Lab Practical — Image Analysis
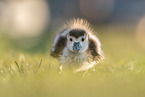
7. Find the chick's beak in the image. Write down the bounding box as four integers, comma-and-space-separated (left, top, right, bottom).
73, 42, 82, 53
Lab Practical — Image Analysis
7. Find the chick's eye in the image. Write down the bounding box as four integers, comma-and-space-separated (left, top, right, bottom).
82, 38, 85, 41
70, 38, 73, 41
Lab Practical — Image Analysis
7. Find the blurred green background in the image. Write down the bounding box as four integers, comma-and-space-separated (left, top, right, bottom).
0, 0, 145, 97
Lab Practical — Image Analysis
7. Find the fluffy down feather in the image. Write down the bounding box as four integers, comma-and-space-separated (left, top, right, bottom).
50, 18, 104, 72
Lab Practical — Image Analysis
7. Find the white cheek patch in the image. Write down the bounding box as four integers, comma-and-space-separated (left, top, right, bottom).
81, 42, 88, 51
67, 42, 73, 51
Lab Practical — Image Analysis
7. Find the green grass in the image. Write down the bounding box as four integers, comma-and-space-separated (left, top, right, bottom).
0, 31, 145, 97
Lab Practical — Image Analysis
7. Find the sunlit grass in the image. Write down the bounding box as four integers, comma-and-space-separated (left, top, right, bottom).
0, 31, 145, 97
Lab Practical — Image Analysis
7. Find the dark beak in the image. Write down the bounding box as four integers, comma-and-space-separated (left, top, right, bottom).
73, 42, 82, 53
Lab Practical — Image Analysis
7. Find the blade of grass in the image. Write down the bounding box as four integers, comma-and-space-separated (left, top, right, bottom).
20, 61, 24, 74
35, 59, 42, 72
15, 61, 21, 73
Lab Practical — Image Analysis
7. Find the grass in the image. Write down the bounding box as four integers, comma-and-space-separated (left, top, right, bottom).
0, 30, 145, 97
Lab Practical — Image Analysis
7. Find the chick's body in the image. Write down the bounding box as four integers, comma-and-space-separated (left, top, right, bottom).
50, 18, 104, 72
